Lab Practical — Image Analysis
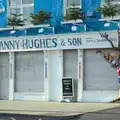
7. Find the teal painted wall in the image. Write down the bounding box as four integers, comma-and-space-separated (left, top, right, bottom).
82, 0, 101, 18
34, 0, 63, 27
0, 0, 7, 27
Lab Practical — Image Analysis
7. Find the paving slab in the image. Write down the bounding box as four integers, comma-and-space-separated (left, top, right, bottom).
0, 101, 119, 116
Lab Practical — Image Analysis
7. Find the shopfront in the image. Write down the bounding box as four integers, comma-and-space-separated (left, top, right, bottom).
0, 30, 118, 102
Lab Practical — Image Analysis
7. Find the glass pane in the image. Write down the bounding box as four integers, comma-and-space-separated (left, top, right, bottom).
10, 8, 20, 14
23, 0, 33, 4
23, 7, 34, 24
8, 8, 21, 21
11, 0, 21, 6
67, 0, 80, 7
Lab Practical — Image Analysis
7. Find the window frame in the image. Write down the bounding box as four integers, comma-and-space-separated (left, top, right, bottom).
100, 0, 120, 20
7, 0, 34, 26
63, 0, 82, 23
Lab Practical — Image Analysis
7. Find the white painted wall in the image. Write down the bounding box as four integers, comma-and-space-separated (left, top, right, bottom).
9, 52, 15, 100
44, 51, 49, 101
83, 91, 118, 102
14, 92, 45, 100
47, 50, 63, 101
77, 49, 83, 102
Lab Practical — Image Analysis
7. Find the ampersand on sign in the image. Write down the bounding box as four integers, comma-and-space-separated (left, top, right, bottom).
61, 39, 65, 46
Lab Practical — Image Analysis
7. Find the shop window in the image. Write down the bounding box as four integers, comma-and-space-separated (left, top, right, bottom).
7, 0, 34, 25
101, 0, 120, 20
23, 0, 33, 5
102, 0, 120, 5
63, 0, 81, 21
66, 0, 81, 8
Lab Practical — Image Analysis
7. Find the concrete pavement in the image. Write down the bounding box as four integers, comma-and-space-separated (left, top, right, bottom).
0, 100, 119, 116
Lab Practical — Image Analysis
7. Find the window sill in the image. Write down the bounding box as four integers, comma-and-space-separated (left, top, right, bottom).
61, 19, 83, 24
0, 24, 51, 31
99, 17, 120, 22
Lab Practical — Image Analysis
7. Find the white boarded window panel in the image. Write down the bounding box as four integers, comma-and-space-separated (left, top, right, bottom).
15, 51, 44, 93
0, 53, 9, 99
63, 50, 78, 79
84, 50, 117, 90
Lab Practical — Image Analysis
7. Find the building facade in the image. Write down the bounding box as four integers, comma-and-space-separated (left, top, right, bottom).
0, 0, 119, 102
